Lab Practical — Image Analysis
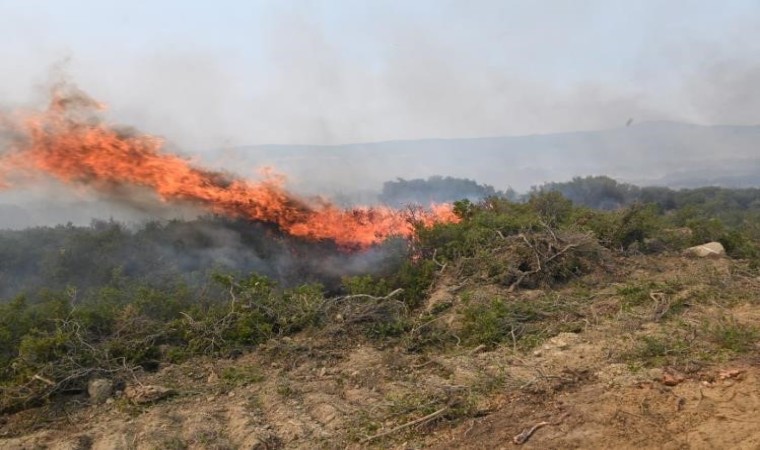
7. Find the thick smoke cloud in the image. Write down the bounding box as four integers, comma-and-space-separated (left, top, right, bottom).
0, 3, 757, 145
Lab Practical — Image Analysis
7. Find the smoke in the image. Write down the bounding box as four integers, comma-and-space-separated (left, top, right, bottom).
1, 2, 759, 215
0, 216, 409, 299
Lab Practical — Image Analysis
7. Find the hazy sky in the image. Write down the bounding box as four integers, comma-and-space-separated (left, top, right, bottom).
1, 0, 759, 149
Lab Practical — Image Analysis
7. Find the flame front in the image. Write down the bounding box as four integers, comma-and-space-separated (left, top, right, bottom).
0, 84, 458, 249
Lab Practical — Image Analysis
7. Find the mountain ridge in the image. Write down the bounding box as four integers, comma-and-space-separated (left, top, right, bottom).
221, 121, 760, 192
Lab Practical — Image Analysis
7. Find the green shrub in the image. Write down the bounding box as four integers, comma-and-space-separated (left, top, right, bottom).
706, 317, 758, 353
580, 203, 661, 250
632, 334, 692, 366
528, 191, 573, 226
221, 366, 265, 385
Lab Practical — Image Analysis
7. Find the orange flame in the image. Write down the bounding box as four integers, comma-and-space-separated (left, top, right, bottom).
0, 84, 458, 249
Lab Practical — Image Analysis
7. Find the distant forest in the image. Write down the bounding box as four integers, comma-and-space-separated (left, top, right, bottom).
534, 175, 760, 226
378, 176, 510, 207
380, 175, 760, 227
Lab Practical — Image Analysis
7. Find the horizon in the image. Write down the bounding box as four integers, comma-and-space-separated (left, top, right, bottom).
229, 119, 760, 148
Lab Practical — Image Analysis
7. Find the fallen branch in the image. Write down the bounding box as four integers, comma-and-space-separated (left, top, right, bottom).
513, 412, 570, 445
335, 288, 404, 302
512, 421, 549, 445
431, 249, 447, 272
32, 374, 55, 387
361, 407, 448, 444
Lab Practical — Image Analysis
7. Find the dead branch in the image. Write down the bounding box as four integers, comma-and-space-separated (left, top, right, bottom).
513, 421, 550, 445
32, 374, 55, 387
361, 407, 448, 444
334, 288, 404, 302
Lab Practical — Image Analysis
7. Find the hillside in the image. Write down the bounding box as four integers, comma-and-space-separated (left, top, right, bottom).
2, 190, 760, 448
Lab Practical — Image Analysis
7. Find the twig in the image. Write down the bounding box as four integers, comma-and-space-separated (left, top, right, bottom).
431, 249, 447, 272
513, 413, 569, 446
32, 374, 56, 387
361, 407, 448, 444
469, 344, 487, 355
512, 421, 550, 445
335, 288, 404, 302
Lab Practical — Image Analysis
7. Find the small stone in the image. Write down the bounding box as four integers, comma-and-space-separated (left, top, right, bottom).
228, 391, 236, 397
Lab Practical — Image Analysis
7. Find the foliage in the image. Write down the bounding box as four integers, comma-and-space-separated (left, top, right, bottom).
0, 217, 406, 300
379, 176, 500, 207
460, 292, 588, 349
2, 175, 760, 414
0, 274, 325, 412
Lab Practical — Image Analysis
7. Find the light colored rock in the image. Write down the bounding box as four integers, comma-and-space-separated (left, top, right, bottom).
87, 378, 113, 404
124, 384, 175, 404
685, 242, 725, 258
543, 332, 580, 351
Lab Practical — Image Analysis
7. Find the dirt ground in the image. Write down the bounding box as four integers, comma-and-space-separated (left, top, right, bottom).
2, 256, 760, 449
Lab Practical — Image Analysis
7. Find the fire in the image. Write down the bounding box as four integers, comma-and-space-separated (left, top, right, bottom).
0, 84, 458, 249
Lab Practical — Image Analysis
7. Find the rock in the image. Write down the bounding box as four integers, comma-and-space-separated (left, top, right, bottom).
685, 242, 725, 258
542, 332, 579, 351
87, 378, 114, 404
661, 371, 685, 386
124, 384, 175, 404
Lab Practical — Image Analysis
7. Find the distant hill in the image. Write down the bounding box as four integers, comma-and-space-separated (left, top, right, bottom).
228, 121, 760, 193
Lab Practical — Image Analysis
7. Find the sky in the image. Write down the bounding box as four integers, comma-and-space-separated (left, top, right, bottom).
0, 0, 759, 150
